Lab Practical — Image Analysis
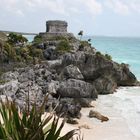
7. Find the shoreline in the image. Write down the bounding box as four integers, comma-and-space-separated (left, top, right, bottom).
62, 86, 140, 140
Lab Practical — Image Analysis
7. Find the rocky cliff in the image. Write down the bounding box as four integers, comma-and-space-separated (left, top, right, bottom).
0, 31, 138, 118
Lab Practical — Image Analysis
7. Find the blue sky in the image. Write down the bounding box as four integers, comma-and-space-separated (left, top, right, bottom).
0, 0, 140, 37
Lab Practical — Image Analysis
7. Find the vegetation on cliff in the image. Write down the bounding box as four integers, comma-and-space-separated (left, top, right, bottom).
0, 33, 45, 66
56, 40, 71, 53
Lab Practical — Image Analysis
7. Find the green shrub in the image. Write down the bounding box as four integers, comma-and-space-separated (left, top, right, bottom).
0, 79, 7, 85
32, 48, 43, 59
16, 55, 22, 62
4, 43, 17, 61
7, 33, 28, 45
96, 51, 102, 56
79, 41, 90, 50
20, 47, 29, 58
80, 41, 89, 46
56, 40, 71, 53
105, 54, 112, 60
25, 55, 33, 63
28, 45, 44, 61
0, 98, 82, 140
33, 35, 43, 45
96, 51, 112, 60
0, 69, 4, 78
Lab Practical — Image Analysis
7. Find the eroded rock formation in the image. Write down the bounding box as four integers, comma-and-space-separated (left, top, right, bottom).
0, 21, 138, 118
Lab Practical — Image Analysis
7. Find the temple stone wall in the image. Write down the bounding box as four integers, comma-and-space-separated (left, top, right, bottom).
46, 20, 67, 33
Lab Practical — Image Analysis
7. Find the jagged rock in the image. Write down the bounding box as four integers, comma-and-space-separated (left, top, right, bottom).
62, 52, 137, 86
47, 59, 62, 69
47, 80, 60, 95
18, 68, 35, 82
115, 64, 137, 86
19, 81, 32, 89
44, 46, 57, 60
0, 80, 19, 97
66, 118, 79, 124
16, 83, 44, 105
0, 95, 12, 102
57, 79, 98, 98
73, 98, 93, 107
0, 21, 138, 120
36, 77, 46, 86
62, 51, 86, 67
60, 64, 84, 80
1, 71, 19, 81
55, 98, 81, 118
94, 76, 117, 94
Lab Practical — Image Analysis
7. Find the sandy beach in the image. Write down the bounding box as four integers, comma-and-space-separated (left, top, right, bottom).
62, 87, 140, 140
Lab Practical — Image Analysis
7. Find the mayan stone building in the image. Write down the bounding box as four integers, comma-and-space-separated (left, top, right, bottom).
39, 20, 74, 42
46, 20, 67, 33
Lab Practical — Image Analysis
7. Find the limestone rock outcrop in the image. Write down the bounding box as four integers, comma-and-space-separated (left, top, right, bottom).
0, 20, 138, 118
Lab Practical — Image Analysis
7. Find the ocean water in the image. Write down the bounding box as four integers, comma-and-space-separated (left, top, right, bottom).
84, 36, 140, 80
23, 35, 35, 42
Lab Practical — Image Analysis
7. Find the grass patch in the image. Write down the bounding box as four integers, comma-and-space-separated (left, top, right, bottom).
0, 79, 7, 85
96, 51, 112, 61
56, 40, 71, 53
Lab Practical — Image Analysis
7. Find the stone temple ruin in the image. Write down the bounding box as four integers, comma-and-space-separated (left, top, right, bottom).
46, 20, 67, 33
39, 20, 74, 42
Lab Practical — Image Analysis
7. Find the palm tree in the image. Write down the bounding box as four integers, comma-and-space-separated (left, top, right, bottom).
78, 30, 83, 40
88, 38, 91, 42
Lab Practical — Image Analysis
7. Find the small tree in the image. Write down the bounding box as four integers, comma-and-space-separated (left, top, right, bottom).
105, 53, 112, 60
88, 38, 91, 42
7, 33, 28, 45
33, 35, 43, 45
78, 30, 83, 40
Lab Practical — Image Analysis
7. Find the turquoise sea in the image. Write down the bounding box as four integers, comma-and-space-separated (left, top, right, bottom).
85, 36, 140, 80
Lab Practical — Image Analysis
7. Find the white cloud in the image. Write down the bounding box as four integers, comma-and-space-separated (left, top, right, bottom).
25, 0, 66, 14
0, 0, 25, 16
105, 0, 140, 15
130, 1, 140, 13
16, 9, 24, 16
84, 0, 103, 15
2, 0, 102, 16
105, 0, 129, 15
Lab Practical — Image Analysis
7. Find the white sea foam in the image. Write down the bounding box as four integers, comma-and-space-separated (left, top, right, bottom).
78, 87, 140, 140
113, 87, 140, 138
96, 87, 140, 138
